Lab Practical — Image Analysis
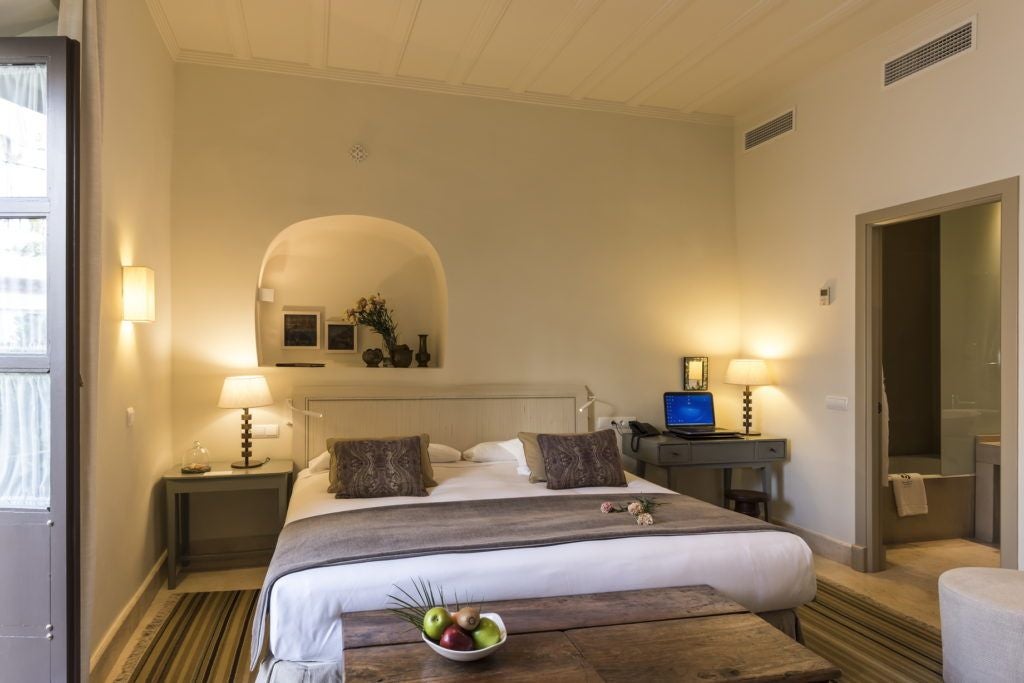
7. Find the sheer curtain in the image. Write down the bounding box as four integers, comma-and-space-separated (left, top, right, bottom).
0, 374, 49, 508
0, 63, 47, 197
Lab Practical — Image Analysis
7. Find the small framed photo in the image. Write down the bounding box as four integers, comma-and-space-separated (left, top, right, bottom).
682, 356, 709, 391
326, 321, 357, 354
282, 310, 321, 349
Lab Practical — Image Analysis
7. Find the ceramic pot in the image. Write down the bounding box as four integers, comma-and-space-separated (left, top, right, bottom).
391, 344, 414, 368
362, 348, 384, 367
416, 334, 431, 367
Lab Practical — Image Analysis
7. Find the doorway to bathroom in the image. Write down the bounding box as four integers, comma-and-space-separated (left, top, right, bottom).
855, 179, 1019, 576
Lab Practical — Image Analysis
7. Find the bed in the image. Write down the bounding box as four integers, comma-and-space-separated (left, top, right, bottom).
255, 385, 816, 680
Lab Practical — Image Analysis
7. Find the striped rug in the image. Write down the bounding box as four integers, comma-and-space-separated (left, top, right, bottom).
799, 576, 943, 682
118, 580, 943, 682
115, 590, 259, 683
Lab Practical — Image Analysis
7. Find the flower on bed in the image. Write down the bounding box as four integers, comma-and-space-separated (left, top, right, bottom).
600, 497, 664, 524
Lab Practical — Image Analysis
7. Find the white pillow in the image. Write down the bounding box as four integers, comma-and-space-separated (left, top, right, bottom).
464, 439, 531, 476
308, 450, 331, 472
428, 443, 461, 463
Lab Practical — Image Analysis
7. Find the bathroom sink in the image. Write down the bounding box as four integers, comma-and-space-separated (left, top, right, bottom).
977, 441, 1000, 465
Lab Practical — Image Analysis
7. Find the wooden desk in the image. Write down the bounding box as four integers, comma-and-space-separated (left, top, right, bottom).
163, 460, 293, 589
623, 434, 786, 520
342, 586, 839, 682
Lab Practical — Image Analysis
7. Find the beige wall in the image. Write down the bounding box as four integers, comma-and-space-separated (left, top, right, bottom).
88, 0, 175, 658
169, 65, 742, 533
734, 0, 1022, 551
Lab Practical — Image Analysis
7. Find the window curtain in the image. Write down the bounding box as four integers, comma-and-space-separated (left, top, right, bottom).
0, 63, 47, 196
0, 373, 49, 508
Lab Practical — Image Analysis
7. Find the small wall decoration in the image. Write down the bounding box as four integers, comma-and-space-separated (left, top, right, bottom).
326, 321, 357, 353
283, 310, 321, 349
682, 356, 709, 391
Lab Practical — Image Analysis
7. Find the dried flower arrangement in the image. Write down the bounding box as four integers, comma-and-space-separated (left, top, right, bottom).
600, 497, 664, 526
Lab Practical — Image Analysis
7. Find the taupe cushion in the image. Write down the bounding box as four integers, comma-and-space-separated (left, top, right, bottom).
518, 432, 550, 483
336, 436, 427, 498
327, 433, 436, 494
536, 430, 627, 490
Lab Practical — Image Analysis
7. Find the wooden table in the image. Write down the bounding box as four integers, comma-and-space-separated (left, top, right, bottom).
341, 586, 840, 682
163, 460, 293, 589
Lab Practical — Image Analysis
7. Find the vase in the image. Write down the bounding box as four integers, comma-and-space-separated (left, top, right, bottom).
416, 334, 431, 367
392, 344, 414, 368
362, 348, 384, 367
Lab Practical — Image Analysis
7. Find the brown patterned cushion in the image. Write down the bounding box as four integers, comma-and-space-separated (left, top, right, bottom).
335, 436, 427, 498
326, 434, 436, 494
536, 430, 627, 490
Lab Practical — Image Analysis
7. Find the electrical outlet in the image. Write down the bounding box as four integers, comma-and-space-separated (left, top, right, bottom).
598, 417, 634, 432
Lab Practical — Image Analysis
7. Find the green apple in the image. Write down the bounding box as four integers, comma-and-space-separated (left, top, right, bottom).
471, 617, 502, 649
422, 607, 452, 641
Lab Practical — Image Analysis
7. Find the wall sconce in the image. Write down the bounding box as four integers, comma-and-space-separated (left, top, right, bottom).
122, 266, 155, 323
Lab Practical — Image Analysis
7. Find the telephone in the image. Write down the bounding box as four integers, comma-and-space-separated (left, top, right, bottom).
629, 421, 659, 437
628, 421, 660, 453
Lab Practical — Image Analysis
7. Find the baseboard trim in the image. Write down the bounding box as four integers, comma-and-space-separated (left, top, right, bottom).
772, 518, 853, 566
89, 550, 167, 680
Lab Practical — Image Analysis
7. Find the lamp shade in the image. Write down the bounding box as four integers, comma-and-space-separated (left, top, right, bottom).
724, 359, 772, 386
122, 266, 156, 323
218, 375, 273, 409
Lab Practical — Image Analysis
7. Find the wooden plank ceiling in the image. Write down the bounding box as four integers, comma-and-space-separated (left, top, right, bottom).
146, 0, 942, 123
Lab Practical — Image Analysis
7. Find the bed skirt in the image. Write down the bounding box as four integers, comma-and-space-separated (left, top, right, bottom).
256, 608, 802, 682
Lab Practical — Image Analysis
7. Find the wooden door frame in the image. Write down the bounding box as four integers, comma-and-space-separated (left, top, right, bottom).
855, 178, 1019, 572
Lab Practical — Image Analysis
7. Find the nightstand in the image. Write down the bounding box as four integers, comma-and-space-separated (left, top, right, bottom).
163, 459, 294, 589
623, 434, 786, 520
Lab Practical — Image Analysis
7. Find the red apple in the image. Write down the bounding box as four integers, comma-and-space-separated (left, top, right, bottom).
438, 624, 474, 651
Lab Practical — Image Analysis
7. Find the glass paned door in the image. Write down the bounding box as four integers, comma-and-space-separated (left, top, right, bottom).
0, 37, 79, 683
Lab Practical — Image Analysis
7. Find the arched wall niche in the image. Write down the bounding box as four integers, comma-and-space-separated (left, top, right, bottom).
255, 215, 448, 368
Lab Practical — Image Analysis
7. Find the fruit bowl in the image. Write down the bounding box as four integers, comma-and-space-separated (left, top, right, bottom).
422, 613, 507, 662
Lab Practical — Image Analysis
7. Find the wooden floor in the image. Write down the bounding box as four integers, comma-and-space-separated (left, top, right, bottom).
814, 538, 999, 629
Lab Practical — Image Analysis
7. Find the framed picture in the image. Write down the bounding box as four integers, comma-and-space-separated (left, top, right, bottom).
326, 321, 357, 354
282, 310, 321, 349
682, 356, 709, 391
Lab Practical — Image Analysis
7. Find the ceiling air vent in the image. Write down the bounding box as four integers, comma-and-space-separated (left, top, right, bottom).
884, 20, 974, 87
744, 110, 795, 151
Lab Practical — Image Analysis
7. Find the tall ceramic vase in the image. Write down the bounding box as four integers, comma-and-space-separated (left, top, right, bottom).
416, 334, 431, 367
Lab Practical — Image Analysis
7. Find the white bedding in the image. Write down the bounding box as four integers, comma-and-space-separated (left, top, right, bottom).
270, 461, 816, 662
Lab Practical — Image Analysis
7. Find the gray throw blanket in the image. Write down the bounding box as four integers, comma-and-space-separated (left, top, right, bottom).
250, 493, 783, 668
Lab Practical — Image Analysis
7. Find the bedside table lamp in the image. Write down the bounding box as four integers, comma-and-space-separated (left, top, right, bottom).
725, 359, 772, 436
218, 375, 273, 469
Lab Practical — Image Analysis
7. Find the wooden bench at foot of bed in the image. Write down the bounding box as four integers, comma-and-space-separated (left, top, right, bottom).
341, 585, 840, 682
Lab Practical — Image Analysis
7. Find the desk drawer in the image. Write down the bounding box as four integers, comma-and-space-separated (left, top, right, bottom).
691, 442, 754, 464
755, 441, 786, 461
656, 444, 691, 465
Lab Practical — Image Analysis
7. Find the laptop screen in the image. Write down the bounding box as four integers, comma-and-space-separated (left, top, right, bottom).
664, 392, 715, 429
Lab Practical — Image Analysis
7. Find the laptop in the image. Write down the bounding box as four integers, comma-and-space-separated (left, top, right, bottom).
663, 392, 738, 439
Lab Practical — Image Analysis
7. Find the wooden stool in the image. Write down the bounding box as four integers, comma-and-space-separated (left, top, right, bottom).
725, 489, 769, 519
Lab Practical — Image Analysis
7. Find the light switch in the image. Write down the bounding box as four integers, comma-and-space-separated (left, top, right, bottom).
825, 395, 848, 411
252, 424, 280, 439
126, 406, 135, 427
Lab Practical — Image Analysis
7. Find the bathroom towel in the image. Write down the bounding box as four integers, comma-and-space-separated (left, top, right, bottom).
889, 473, 928, 517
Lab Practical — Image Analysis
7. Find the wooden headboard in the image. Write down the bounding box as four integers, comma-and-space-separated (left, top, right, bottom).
290, 384, 591, 466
